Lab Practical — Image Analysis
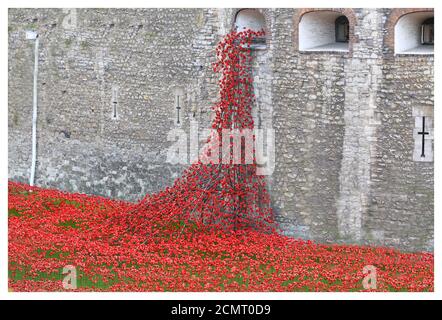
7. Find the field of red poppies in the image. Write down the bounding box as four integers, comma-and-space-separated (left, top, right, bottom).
7, 181, 434, 292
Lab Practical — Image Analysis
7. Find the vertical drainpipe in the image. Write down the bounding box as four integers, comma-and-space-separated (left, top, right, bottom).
26, 31, 39, 186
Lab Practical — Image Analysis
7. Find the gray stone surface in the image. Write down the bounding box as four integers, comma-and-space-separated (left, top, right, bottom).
8, 8, 433, 252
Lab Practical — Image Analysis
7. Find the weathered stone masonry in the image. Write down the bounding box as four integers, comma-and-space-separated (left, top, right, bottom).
8, 8, 433, 251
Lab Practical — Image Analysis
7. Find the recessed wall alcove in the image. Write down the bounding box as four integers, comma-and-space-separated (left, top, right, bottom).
234, 9, 267, 49
395, 12, 434, 55
299, 10, 350, 52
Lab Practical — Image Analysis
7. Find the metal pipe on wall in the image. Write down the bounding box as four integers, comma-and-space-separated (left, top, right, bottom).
26, 31, 39, 186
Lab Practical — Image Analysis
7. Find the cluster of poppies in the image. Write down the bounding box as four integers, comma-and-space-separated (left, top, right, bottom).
8, 30, 434, 292
8, 181, 433, 291
111, 29, 274, 240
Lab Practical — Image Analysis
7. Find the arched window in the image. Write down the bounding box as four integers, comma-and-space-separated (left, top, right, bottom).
394, 12, 434, 54
234, 9, 266, 49
335, 16, 349, 43
299, 11, 350, 52
421, 17, 434, 45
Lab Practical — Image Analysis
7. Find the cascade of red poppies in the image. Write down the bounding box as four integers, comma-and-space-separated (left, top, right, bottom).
113, 29, 275, 238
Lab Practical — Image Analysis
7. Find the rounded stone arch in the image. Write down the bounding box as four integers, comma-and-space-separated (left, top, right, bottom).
293, 8, 357, 54
384, 8, 434, 56
230, 8, 272, 47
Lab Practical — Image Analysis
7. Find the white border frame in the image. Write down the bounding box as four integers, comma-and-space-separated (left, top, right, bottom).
1, 0, 439, 300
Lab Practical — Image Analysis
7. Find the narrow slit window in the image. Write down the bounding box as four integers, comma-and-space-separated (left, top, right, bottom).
176, 95, 181, 124
111, 86, 118, 119
173, 87, 185, 126
113, 101, 117, 118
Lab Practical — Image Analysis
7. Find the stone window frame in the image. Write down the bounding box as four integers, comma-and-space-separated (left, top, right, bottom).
293, 8, 357, 55
384, 8, 434, 57
412, 106, 433, 162
230, 8, 272, 48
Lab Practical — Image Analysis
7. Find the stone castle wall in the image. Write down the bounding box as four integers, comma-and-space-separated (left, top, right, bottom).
8, 8, 433, 251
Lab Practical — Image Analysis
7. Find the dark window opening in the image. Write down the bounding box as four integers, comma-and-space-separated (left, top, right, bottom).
335, 16, 350, 43
421, 17, 434, 45
250, 36, 266, 49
